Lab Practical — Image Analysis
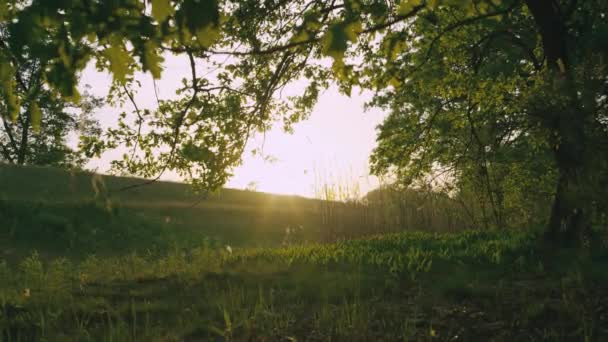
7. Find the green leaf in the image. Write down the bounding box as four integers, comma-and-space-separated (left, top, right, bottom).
0, 62, 19, 120
58, 42, 72, 67
151, 0, 174, 22
196, 24, 221, 48
0, 0, 10, 21
344, 21, 362, 42
303, 10, 322, 31
103, 40, 133, 84
322, 24, 347, 61
222, 308, 232, 329
30, 102, 42, 132
5, 88, 19, 121
388, 77, 402, 87
176, 0, 221, 47
182, 142, 211, 162
398, 0, 423, 15
427, 0, 441, 9
321, 21, 361, 62
44, 61, 80, 99
142, 41, 164, 79
290, 30, 309, 44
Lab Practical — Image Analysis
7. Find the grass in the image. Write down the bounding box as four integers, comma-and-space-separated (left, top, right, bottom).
1, 230, 607, 341
1, 164, 608, 340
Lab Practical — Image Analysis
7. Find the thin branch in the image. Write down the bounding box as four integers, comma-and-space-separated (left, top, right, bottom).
164, 4, 426, 57
474, 30, 542, 70
399, 1, 522, 82
464, 98, 503, 228
122, 84, 144, 161
0, 141, 14, 163
113, 49, 200, 193
1, 115, 19, 153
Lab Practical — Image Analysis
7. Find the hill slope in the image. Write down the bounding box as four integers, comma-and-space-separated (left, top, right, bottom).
0, 163, 319, 207
0, 164, 325, 258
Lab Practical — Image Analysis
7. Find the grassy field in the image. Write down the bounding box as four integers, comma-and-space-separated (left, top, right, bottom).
1, 165, 608, 341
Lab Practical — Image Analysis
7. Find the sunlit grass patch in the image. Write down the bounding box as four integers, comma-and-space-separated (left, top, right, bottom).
0, 229, 606, 340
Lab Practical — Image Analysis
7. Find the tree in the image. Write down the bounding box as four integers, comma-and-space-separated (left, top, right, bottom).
0, 26, 102, 168
1, 0, 606, 244
364, 1, 608, 244
365, 3, 564, 231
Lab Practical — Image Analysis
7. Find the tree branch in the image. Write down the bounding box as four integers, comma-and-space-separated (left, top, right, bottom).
113, 49, 200, 192
473, 29, 542, 71
122, 84, 144, 161
165, 4, 425, 57
399, 0, 522, 82
1, 115, 19, 154
0, 141, 14, 163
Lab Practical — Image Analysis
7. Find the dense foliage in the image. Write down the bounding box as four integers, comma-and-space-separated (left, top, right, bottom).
364, 2, 608, 234
1, 0, 607, 241
0, 24, 102, 168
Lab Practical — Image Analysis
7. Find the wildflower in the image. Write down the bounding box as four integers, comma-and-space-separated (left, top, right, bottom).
225, 245, 232, 254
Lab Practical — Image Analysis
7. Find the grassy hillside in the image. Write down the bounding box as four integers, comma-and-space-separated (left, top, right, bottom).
0, 164, 318, 207
0, 164, 325, 259
2, 164, 607, 340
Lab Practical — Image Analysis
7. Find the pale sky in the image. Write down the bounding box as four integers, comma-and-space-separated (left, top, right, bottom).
79, 54, 386, 198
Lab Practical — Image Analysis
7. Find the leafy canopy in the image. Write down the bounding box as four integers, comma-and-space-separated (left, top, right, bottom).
0, 21, 102, 168
1, 0, 606, 208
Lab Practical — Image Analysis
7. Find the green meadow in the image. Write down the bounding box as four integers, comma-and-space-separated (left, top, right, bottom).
1, 165, 607, 341
0, 164, 325, 260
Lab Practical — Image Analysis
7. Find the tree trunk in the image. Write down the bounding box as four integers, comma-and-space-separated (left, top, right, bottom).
16, 110, 30, 165
545, 112, 592, 246
524, 0, 592, 246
